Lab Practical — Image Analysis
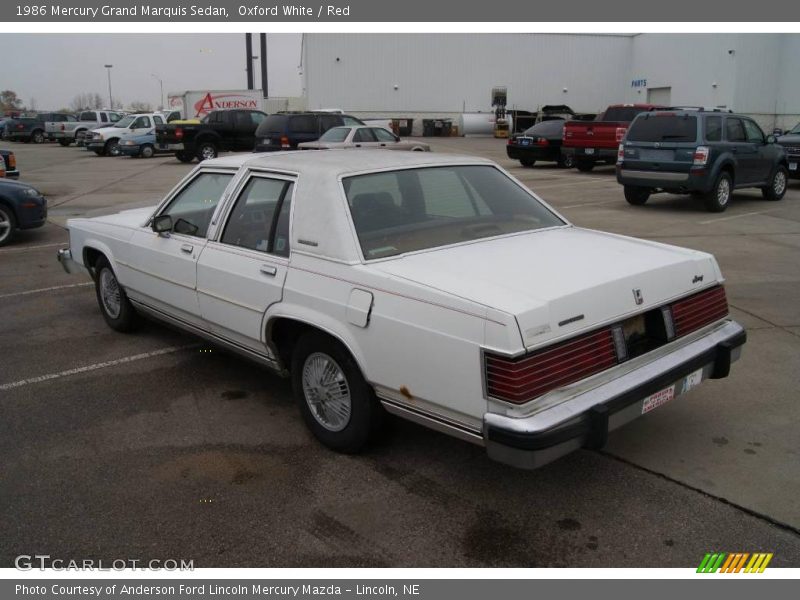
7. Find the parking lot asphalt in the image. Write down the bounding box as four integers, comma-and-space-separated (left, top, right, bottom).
1, 140, 799, 568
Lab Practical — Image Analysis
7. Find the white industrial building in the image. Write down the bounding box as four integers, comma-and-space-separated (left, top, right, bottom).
301, 33, 800, 134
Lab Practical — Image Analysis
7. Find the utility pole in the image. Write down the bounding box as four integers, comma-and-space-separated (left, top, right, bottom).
245, 34, 254, 89
151, 74, 164, 110
260, 33, 268, 98
104, 64, 113, 108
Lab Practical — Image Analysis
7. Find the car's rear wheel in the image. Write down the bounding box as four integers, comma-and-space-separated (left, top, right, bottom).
559, 154, 576, 169
762, 166, 788, 201
576, 160, 595, 172
624, 185, 651, 206
703, 171, 733, 212
520, 158, 536, 167
140, 144, 155, 159
291, 331, 383, 453
175, 151, 194, 163
58, 138, 71, 147
0, 204, 17, 247
196, 142, 218, 161
31, 130, 45, 144
93, 257, 137, 332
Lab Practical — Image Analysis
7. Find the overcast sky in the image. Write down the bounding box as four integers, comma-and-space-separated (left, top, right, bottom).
0, 33, 303, 110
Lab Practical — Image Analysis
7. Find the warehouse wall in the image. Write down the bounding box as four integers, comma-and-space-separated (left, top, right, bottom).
303, 33, 632, 115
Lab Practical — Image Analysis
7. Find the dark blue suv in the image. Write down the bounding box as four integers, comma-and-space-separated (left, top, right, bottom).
617, 108, 789, 212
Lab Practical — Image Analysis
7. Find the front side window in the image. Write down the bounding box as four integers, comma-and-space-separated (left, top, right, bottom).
743, 120, 765, 144
221, 178, 293, 254
726, 118, 747, 142
132, 116, 151, 129
160, 172, 233, 238
99, 113, 108, 123
114, 116, 136, 129
343, 166, 564, 259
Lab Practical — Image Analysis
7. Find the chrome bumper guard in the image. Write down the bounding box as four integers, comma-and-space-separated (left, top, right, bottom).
483, 320, 746, 469
57, 248, 82, 274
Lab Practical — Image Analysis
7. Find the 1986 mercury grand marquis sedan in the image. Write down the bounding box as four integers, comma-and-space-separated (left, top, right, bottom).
57, 151, 746, 468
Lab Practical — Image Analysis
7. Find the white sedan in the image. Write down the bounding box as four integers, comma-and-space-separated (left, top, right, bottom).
57, 151, 745, 468
298, 126, 430, 152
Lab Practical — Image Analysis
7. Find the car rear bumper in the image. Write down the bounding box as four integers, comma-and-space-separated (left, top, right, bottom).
158, 143, 185, 151
563, 146, 617, 161
616, 166, 710, 191
506, 145, 559, 161
483, 319, 746, 469
119, 145, 141, 156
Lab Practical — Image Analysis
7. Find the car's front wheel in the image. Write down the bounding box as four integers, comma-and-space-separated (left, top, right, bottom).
624, 185, 651, 205
105, 139, 121, 157
93, 257, 137, 332
31, 130, 45, 144
140, 144, 155, 158
703, 171, 733, 212
762, 165, 788, 201
291, 332, 383, 453
0, 204, 17, 247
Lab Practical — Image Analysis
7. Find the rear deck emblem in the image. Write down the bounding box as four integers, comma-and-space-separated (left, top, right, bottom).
633, 288, 644, 305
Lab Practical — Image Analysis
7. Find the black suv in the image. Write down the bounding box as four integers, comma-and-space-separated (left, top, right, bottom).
777, 122, 800, 180
253, 112, 365, 152
617, 108, 789, 212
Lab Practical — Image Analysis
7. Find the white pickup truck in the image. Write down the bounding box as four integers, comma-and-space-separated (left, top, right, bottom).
48, 110, 125, 147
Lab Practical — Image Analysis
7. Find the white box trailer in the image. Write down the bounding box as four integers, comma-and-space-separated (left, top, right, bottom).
168, 90, 306, 119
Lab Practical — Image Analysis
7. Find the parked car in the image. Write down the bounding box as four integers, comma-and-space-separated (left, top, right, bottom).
777, 122, 800, 180
1, 149, 19, 178
563, 104, 663, 171
0, 178, 47, 246
617, 108, 789, 212
506, 119, 571, 168
86, 113, 167, 157
253, 112, 365, 152
298, 126, 430, 151
44, 113, 78, 144
62, 110, 125, 147
56, 151, 745, 469
155, 109, 267, 162
118, 129, 170, 158
5, 114, 51, 144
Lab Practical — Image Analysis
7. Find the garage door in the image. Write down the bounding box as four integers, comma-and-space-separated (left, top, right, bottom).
647, 87, 672, 106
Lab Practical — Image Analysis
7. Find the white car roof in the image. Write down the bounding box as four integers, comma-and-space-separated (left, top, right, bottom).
202, 151, 497, 264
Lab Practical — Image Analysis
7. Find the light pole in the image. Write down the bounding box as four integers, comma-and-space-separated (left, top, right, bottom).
104, 64, 113, 109
151, 73, 164, 110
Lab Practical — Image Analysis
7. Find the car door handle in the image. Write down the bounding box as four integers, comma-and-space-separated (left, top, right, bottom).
180, 243, 193, 253
355, 144, 361, 147
380, 143, 386, 147
260, 265, 277, 277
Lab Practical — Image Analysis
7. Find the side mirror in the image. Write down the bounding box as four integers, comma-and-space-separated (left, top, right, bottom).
766, 134, 777, 144
152, 214, 172, 234
394, 135, 400, 142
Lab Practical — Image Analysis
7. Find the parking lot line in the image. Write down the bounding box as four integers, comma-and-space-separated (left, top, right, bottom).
699, 210, 773, 225
0, 242, 68, 253
0, 282, 93, 300
0, 344, 198, 391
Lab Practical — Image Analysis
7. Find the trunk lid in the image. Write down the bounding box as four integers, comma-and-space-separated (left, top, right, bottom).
370, 227, 719, 349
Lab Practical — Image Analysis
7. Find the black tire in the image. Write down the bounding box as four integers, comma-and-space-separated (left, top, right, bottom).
624, 185, 651, 206
31, 130, 45, 144
762, 165, 788, 201
520, 158, 536, 167
58, 138, 71, 147
703, 171, 733, 213
104, 139, 120, 157
0, 203, 17, 248
196, 141, 218, 161
291, 331, 383, 454
140, 144, 155, 159
93, 257, 138, 332
175, 151, 194, 163
576, 160, 595, 172
559, 154, 576, 169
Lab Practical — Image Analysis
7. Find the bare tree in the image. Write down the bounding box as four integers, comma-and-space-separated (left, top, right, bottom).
128, 100, 153, 113
0, 90, 23, 111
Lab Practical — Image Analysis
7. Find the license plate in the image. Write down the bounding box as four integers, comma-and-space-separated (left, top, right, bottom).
585, 148, 595, 155
681, 368, 703, 394
790, 162, 797, 171
520, 139, 531, 146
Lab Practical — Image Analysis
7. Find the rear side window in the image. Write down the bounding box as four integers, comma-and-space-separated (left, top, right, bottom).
319, 114, 341, 132
289, 115, 316, 134
80, 112, 96, 121
353, 129, 377, 143
221, 178, 291, 253
705, 117, 722, 142
726, 118, 747, 142
626, 115, 697, 143
257, 115, 287, 135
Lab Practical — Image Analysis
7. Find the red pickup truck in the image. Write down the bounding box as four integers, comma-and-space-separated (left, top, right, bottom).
562, 104, 663, 171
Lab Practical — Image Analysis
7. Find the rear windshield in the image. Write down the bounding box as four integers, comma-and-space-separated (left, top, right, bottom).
523, 120, 563, 137
627, 115, 698, 143
319, 127, 350, 142
342, 166, 564, 260
601, 107, 648, 122
256, 115, 287, 135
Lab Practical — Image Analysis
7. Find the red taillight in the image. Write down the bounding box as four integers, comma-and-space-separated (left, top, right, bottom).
8, 154, 16, 168
60, 124, 65, 131
615, 127, 627, 142
617, 143, 625, 163
280, 135, 290, 149
507, 137, 514, 145
17, 124, 23, 130
536, 138, 550, 147
693, 146, 710, 166
671, 285, 729, 337
485, 329, 617, 404
175, 127, 184, 140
